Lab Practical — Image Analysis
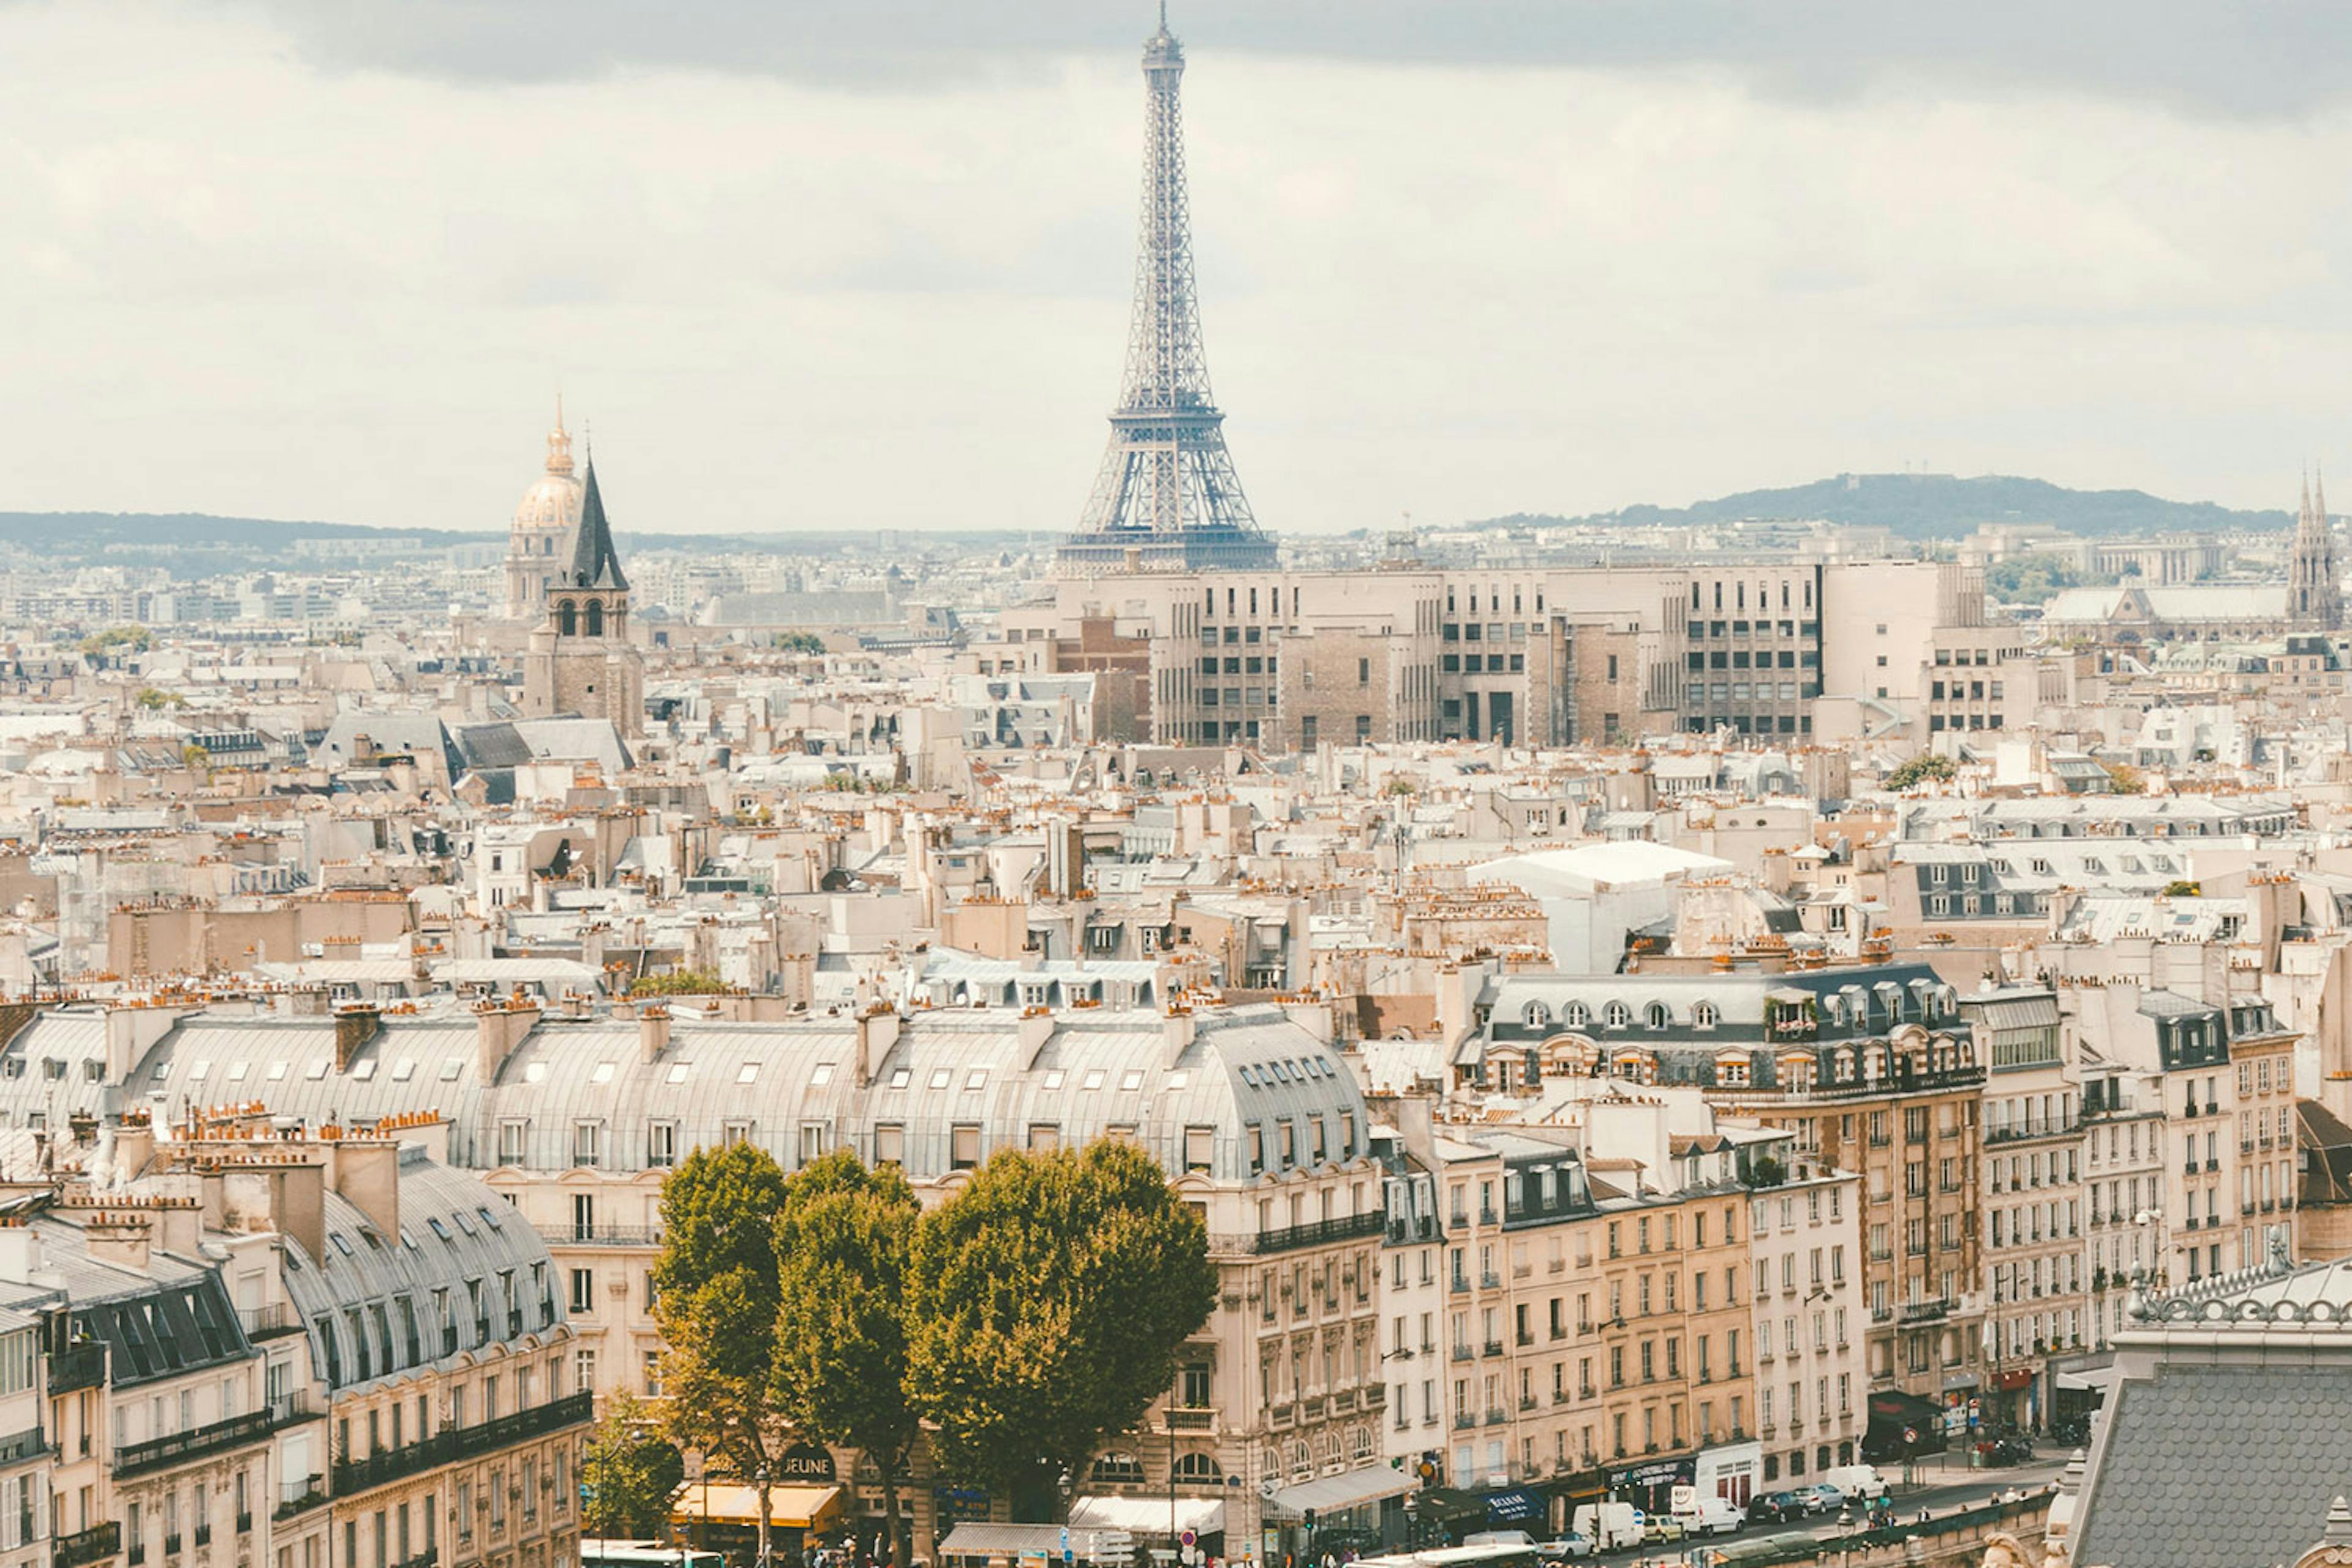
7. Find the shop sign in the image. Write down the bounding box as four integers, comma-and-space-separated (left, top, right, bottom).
1608, 1458, 1694, 1491
778, 1444, 838, 1483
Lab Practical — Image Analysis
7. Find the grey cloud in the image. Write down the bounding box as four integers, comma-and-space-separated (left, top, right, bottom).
232, 0, 2352, 117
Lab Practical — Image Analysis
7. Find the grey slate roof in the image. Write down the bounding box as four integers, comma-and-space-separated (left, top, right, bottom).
281, 1146, 567, 1394
2071, 1362, 2352, 1568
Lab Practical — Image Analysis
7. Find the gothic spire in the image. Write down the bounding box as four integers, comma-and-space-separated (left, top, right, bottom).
567, 457, 630, 593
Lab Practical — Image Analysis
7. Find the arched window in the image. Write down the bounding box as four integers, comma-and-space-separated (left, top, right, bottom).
1351, 1428, 1373, 1460
1645, 1002, 1672, 1030
1089, 1452, 1144, 1485
1172, 1453, 1223, 1484
557, 600, 577, 637
1563, 1001, 1590, 1027
1523, 1000, 1551, 1029
1692, 1001, 1719, 1030
585, 598, 605, 637
1604, 1002, 1631, 1029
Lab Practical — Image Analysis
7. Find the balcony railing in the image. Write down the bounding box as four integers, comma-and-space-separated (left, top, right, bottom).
49, 1343, 106, 1397
337, 1433, 458, 1496
539, 1223, 665, 1248
1163, 1407, 1216, 1432
238, 1303, 303, 1340
1899, 1297, 1953, 1323
451, 1392, 592, 1459
55, 1523, 119, 1568
275, 1477, 326, 1521
115, 1408, 275, 1479
390, 1551, 439, 1568
0, 1427, 47, 1468
1252, 1213, 1385, 1256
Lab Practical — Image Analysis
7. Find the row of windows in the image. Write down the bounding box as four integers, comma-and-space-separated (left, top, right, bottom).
1440, 652, 1526, 674
1687, 649, 1814, 671
1522, 999, 1722, 1031
1926, 891, 2045, 917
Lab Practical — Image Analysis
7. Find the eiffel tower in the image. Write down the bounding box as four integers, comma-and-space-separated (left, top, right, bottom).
1056, 7, 1278, 576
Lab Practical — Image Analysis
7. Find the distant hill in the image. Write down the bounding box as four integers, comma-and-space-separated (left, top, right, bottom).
1475, 473, 2294, 540
0, 512, 491, 549
0, 511, 1034, 572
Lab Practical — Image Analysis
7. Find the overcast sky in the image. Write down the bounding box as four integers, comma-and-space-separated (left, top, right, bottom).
8, 1, 2352, 536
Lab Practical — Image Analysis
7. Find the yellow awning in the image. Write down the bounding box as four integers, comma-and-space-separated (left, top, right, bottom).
671, 1483, 846, 1531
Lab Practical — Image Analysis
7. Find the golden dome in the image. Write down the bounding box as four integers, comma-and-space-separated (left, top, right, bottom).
513, 406, 583, 537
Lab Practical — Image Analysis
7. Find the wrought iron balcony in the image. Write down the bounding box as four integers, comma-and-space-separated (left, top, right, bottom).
115, 1408, 275, 1479
1252, 1213, 1385, 1255
49, 1343, 105, 1397
538, 1224, 664, 1248
55, 1523, 119, 1568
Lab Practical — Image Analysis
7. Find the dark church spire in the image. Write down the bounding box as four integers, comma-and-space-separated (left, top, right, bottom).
566, 457, 630, 593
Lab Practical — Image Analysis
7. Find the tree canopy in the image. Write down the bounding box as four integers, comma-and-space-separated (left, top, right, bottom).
1885, 753, 1957, 791
630, 967, 733, 997
772, 1150, 921, 1562
581, 1392, 685, 1539
905, 1140, 1219, 1514
655, 1142, 793, 1556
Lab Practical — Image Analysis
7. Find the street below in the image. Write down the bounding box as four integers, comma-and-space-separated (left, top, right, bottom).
1589, 1452, 2071, 1567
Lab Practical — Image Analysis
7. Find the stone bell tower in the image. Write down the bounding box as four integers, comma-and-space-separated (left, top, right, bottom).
521, 455, 642, 734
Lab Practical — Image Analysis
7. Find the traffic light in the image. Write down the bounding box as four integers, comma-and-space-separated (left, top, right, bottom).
1303, 1511, 1317, 1531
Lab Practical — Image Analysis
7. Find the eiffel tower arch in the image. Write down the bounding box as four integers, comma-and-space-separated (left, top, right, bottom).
1057, 12, 1279, 577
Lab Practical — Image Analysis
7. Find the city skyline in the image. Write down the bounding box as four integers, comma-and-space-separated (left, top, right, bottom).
13, 4, 2352, 533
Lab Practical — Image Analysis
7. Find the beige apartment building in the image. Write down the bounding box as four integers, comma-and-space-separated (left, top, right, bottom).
1022, 557, 1985, 749
1964, 989, 2090, 1434
1414, 1119, 1761, 1532
1746, 1164, 1867, 1487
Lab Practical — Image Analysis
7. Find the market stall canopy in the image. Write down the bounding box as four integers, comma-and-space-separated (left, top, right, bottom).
1265, 1468, 1416, 1517
1069, 1498, 1226, 1536
670, 1484, 845, 1532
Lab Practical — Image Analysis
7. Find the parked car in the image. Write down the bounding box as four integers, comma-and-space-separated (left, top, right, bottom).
1570, 1504, 1643, 1553
1673, 1496, 1747, 1537
1641, 1517, 1685, 1545
1820, 1464, 1888, 1502
1793, 1484, 1845, 1517
1747, 1491, 1807, 1526
1536, 1533, 1594, 1562
1462, 1533, 1537, 1549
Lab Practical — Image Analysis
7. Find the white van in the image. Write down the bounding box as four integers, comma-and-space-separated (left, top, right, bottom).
1569, 1503, 1643, 1552
1672, 1496, 1747, 1537
1820, 1464, 1888, 1501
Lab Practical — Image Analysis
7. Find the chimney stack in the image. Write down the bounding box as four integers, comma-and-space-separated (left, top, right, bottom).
334, 1004, 382, 1074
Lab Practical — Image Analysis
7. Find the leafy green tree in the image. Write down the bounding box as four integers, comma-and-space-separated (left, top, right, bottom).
907, 1140, 1219, 1518
630, 968, 731, 997
582, 1392, 686, 1539
778, 631, 826, 655
1885, 753, 1956, 791
134, 687, 185, 710
2103, 761, 2147, 796
772, 1152, 921, 1566
2161, 880, 2201, 898
656, 1143, 791, 1561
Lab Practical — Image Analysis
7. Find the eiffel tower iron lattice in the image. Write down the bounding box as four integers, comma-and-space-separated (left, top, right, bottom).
1057, 10, 1278, 576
